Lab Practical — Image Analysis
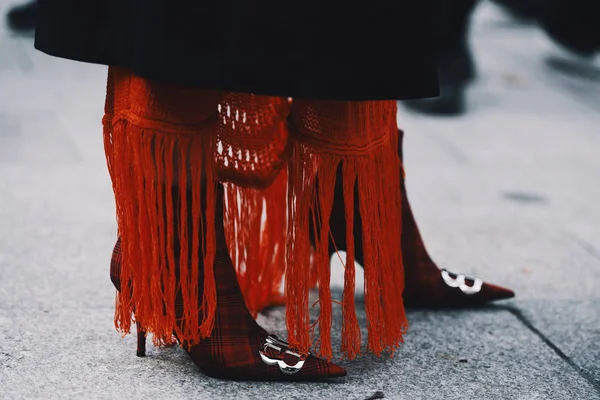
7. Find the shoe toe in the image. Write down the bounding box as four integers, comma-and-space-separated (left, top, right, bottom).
479, 282, 515, 303
297, 355, 347, 379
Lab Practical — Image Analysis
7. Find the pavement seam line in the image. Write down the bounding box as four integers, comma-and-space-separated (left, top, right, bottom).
504, 306, 600, 395
562, 230, 600, 266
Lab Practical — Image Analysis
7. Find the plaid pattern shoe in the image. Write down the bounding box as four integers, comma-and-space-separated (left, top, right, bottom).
109, 192, 346, 380
399, 181, 515, 308
327, 130, 515, 308
109, 238, 122, 292
180, 251, 345, 380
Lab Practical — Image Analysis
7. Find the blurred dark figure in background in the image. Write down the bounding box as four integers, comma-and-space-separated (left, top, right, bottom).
6, 1, 36, 32
405, 0, 600, 116
493, 0, 548, 21
405, 0, 479, 115
542, 0, 600, 57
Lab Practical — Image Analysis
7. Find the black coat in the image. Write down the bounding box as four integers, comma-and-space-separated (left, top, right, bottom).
35, 0, 440, 101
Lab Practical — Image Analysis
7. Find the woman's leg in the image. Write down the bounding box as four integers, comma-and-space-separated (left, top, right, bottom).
103, 67, 345, 380
287, 99, 406, 360
396, 130, 515, 307
326, 130, 514, 308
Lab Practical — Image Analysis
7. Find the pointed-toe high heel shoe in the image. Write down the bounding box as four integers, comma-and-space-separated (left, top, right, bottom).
324, 129, 515, 308
109, 186, 346, 381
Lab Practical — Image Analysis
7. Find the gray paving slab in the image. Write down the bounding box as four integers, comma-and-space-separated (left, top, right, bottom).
2, 301, 599, 400
515, 300, 600, 386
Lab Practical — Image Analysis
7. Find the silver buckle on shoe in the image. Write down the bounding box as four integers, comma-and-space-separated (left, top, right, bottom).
259, 335, 308, 374
441, 269, 483, 295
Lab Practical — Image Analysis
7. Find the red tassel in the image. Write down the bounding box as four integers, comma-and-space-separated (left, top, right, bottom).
287, 100, 406, 358
224, 170, 288, 316
104, 67, 219, 347
341, 162, 361, 359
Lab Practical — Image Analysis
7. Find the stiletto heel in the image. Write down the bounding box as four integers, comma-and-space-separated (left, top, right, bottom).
136, 321, 146, 357
110, 240, 148, 357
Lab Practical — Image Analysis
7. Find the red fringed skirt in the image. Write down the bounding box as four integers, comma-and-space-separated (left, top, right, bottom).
103, 67, 406, 359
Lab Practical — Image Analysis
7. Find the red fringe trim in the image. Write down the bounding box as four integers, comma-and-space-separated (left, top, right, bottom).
103, 67, 406, 358
286, 100, 407, 359
224, 171, 288, 316
104, 67, 219, 346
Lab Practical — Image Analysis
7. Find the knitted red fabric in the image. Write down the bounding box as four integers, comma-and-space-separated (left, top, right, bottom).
103, 67, 405, 358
